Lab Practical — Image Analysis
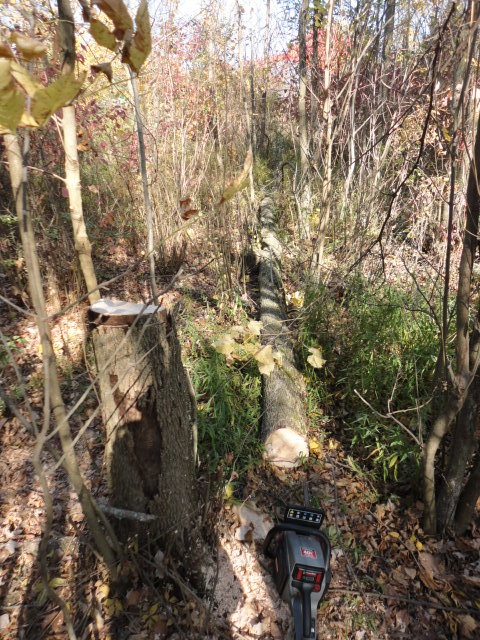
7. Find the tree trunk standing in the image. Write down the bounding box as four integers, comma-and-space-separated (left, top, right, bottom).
258, 198, 309, 467
454, 452, 480, 534
297, 0, 311, 241
311, 0, 335, 278
423, 111, 480, 534
310, 5, 319, 139
259, 0, 270, 154
5, 133, 118, 575
57, 0, 100, 303
382, 0, 396, 65
128, 68, 159, 304
89, 300, 196, 549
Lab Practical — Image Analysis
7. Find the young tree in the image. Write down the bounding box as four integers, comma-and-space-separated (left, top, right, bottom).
57, 0, 100, 303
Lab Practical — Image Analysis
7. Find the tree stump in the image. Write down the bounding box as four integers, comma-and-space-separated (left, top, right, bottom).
258, 197, 309, 467
89, 299, 195, 548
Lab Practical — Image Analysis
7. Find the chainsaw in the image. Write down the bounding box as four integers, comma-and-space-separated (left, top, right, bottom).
264, 504, 331, 640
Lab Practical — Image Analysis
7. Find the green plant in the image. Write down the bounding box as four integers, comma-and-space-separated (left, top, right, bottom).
181, 305, 263, 475
300, 277, 439, 484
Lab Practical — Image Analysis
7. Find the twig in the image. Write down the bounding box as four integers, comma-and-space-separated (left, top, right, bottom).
354, 388, 422, 447
98, 504, 158, 523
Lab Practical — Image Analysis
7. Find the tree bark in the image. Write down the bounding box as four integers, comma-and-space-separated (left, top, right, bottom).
90, 300, 196, 549
5, 133, 118, 575
423, 111, 480, 534
128, 68, 159, 304
454, 452, 480, 534
57, 0, 100, 303
311, 0, 335, 277
297, 0, 311, 240
259, 0, 270, 154
258, 197, 309, 467
382, 0, 396, 65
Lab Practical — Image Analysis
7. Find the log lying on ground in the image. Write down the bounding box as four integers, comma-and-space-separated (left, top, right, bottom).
258, 197, 309, 467
89, 298, 196, 548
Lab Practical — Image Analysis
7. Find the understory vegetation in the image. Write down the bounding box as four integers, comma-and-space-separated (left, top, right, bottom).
1, 0, 480, 638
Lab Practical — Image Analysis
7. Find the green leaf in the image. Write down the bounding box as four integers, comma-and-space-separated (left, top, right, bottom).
31, 72, 85, 126
49, 577, 66, 588
90, 18, 117, 52
122, 0, 152, 73
0, 59, 24, 132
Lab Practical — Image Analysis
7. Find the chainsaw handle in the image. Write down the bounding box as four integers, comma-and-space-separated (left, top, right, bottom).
263, 523, 331, 561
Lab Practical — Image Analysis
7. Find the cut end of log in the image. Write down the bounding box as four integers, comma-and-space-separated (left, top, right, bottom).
264, 427, 309, 468
90, 298, 165, 316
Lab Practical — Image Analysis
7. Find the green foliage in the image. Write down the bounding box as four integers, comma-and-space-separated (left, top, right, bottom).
181, 303, 263, 475
301, 278, 439, 484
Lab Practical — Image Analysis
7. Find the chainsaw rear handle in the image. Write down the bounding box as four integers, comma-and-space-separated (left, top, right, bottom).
263, 523, 331, 560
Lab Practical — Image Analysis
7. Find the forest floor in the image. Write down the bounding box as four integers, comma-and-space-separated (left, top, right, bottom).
1, 253, 480, 640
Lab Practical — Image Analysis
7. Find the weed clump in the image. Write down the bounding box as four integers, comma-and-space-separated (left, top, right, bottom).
300, 278, 439, 485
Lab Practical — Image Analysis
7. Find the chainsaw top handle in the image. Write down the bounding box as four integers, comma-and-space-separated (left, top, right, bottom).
263, 523, 331, 559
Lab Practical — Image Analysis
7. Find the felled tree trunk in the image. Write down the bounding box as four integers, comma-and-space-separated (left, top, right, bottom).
258, 197, 309, 468
90, 299, 195, 549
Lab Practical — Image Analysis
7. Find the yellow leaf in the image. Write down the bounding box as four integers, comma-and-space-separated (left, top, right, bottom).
415, 540, 423, 551
389, 531, 400, 539
230, 325, 245, 339
10, 61, 42, 97
122, 0, 151, 73
90, 18, 117, 52
309, 439, 322, 451
97, 583, 109, 600
94, 0, 133, 40
213, 334, 236, 357
246, 319, 263, 336
254, 344, 276, 376
10, 32, 47, 60
0, 59, 24, 131
219, 147, 253, 204
307, 346, 326, 369
288, 290, 304, 308
31, 72, 85, 126
224, 482, 234, 499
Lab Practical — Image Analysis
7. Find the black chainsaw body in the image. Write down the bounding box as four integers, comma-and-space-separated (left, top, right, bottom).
264, 505, 331, 640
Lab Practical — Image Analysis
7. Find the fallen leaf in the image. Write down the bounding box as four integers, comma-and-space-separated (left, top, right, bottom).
254, 344, 276, 376
457, 614, 477, 639
307, 346, 326, 369
213, 334, 236, 357
0, 614, 10, 631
